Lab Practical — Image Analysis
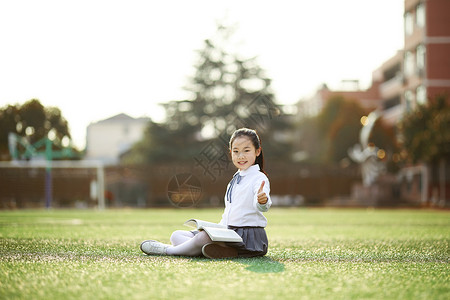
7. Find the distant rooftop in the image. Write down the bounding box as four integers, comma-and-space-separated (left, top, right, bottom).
93, 113, 150, 124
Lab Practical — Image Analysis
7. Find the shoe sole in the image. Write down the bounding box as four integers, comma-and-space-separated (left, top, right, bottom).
202, 243, 238, 259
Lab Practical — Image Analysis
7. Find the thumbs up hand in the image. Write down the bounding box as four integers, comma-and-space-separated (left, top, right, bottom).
257, 181, 268, 204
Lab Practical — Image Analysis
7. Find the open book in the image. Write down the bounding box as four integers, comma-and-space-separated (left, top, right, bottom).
184, 219, 243, 243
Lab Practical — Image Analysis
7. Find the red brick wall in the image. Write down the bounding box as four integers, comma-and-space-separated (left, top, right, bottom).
427, 44, 450, 79
427, 0, 450, 36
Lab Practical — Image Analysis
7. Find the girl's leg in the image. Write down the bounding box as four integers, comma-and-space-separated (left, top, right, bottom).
170, 230, 195, 246
166, 231, 212, 256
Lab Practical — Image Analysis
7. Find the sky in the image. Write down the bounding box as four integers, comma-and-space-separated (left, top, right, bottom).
0, 0, 404, 149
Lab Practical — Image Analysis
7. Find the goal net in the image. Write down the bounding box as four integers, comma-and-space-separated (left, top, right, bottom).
0, 160, 105, 209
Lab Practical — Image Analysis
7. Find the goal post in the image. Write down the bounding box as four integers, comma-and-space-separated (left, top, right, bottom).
0, 160, 105, 210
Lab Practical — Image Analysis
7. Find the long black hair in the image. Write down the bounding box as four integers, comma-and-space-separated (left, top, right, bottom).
229, 128, 267, 175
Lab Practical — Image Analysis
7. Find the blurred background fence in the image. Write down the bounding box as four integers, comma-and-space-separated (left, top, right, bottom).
0, 162, 370, 209
0, 164, 98, 209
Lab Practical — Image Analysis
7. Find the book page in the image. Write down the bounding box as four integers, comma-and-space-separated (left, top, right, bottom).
184, 219, 226, 230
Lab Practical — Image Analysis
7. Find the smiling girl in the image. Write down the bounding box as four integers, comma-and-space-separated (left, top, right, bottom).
140, 128, 271, 258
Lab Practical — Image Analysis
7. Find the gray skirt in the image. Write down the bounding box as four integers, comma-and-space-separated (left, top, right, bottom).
226, 226, 268, 257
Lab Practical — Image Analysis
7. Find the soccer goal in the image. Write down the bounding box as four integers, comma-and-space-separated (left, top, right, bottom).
0, 160, 105, 209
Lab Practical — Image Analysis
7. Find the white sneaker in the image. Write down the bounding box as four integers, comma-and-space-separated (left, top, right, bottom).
140, 240, 170, 255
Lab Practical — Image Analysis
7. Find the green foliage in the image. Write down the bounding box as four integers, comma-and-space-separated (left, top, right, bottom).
317, 95, 366, 163
369, 120, 397, 151
124, 120, 204, 164
1, 209, 449, 299
294, 116, 324, 163
300, 95, 400, 170
124, 23, 292, 164
0, 104, 20, 159
0, 99, 73, 161
399, 95, 450, 163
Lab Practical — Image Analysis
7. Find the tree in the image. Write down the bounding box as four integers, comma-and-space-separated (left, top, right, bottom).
312, 94, 400, 171
0, 104, 20, 160
125, 23, 292, 164
399, 95, 450, 164
317, 95, 367, 164
0, 99, 74, 160
293, 116, 324, 163
399, 95, 450, 205
124, 120, 203, 164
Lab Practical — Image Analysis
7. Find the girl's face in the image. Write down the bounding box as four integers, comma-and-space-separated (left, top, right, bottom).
230, 136, 261, 171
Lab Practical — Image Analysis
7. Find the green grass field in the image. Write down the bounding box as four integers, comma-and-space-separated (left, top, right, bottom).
0, 208, 449, 300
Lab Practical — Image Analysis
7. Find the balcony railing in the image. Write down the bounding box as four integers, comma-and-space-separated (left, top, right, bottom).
380, 74, 404, 99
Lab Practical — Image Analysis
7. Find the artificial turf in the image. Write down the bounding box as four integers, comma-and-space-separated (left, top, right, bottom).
0, 208, 448, 299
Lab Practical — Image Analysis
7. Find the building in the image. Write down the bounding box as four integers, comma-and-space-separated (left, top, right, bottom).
85, 113, 150, 165
301, 0, 450, 123
372, 51, 403, 125
377, 0, 450, 205
375, 0, 450, 126
296, 0, 450, 206
297, 80, 382, 119
403, 0, 450, 106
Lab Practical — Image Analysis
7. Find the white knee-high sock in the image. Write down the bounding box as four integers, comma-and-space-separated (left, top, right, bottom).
166, 231, 212, 256
170, 230, 195, 246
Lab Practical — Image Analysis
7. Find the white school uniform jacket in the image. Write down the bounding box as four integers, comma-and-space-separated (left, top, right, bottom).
219, 164, 272, 227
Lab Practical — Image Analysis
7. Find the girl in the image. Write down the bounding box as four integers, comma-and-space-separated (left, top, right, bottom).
140, 128, 271, 258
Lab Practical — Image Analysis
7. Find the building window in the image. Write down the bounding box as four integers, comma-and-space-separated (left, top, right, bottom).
416, 85, 427, 105
416, 3, 425, 28
383, 96, 401, 110
416, 44, 426, 75
405, 12, 413, 36
404, 51, 415, 77
405, 90, 414, 112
